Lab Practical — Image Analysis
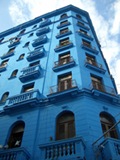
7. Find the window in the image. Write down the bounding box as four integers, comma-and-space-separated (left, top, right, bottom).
29, 61, 40, 67
28, 33, 34, 37
60, 13, 68, 19
59, 52, 70, 65
60, 27, 69, 35
18, 29, 26, 35
59, 38, 70, 47
22, 83, 34, 92
100, 113, 118, 139
0, 59, 9, 67
0, 37, 4, 43
8, 121, 25, 148
82, 39, 91, 48
7, 47, 15, 54
60, 20, 69, 26
76, 14, 82, 19
10, 69, 18, 78
58, 73, 72, 92
79, 29, 87, 35
86, 54, 97, 66
0, 92, 9, 103
23, 41, 30, 48
32, 25, 37, 29
77, 21, 84, 26
17, 54, 25, 61
56, 112, 75, 140
91, 75, 104, 92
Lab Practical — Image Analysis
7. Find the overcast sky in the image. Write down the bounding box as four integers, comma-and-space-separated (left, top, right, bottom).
0, 0, 120, 93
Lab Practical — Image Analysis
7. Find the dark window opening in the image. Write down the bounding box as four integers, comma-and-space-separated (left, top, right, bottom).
86, 54, 97, 66
100, 113, 118, 139
56, 112, 75, 140
58, 73, 72, 92
18, 54, 25, 60
8, 122, 25, 148
59, 38, 70, 46
76, 14, 82, 19
59, 52, 70, 65
0, 59, 9, 67
91, 75, 104, 92
82, 39, 91, 48
22, 83, 34, 92
29, 61, 40, 67
60, 28, 69, 35
19, 29, 26, 35
10, 69, 18, 78
60, 13, 68, 19
0, 92, 9, 103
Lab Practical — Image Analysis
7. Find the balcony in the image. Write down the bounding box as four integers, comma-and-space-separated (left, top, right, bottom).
0, 147, 30, 160
4, 89, 41, 110
32, 35, 47, 47
0, 64, 7, 72
53, 56, 75, 72
56, 30, 72, 39
85, 60, 106, 74
90, 81, 118, 102
78, 31, 93, 40
77, 22, 89, 30
57, 21, 71, 29
36, 27, 50, 36
97, 138, 120, 160
26, 47, 45, 61
81, 43, 98, 54
8, 38, 20, 48
39, 136, 86, 160
1, 51, 14, 60
47, 80, 79, 101
54, 41, 73, 52
39, 19, 51, 27
19, 65, 41, 82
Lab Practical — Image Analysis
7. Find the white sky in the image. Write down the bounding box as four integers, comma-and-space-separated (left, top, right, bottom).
0, 0, 120, 93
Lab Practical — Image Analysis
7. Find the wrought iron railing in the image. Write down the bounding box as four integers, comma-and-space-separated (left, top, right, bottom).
21, 65, 40, 76
56, 41, 72, 49
90, 80, 116, 95
54, 56, 74, 68
49, 79, 77, 94
39, 136, 85, 160
85, 59, 103, 69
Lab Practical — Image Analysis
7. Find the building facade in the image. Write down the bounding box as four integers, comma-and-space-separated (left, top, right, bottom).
0, 5, 120, 160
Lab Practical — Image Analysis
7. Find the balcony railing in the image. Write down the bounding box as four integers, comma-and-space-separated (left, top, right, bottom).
39, 19, 51, 28
85, 59, 106, 74
53, 56, 75, 72
0, 147, 30, 160
39, 136, 86, 160
81, 42, 98, 54
26, 47, 45, 61
1, 51, 14, 59
97, 138, 120, 160
90, 80, 116, 95
36, 27, 50, 36
54, 41, 73, 52
5, 89, 40, 109
19, 65, 41, 82
78, 30, 93, 40
77, 22, 89, 30
56, 30, 72, 38
32, 35, 47, 47
8, 38, 20, 48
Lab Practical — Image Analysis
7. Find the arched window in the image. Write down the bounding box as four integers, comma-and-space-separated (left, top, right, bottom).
60, 13, 68, 19
18, 54, 25, 60
56, 111, 75, 140
100, 112, 118, 139
8, 121, 25, 148
10, 69, 18, 78
0, 92, 9, 103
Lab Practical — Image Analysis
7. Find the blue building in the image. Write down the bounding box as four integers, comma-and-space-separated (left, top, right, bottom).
0, 4, 120, 160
